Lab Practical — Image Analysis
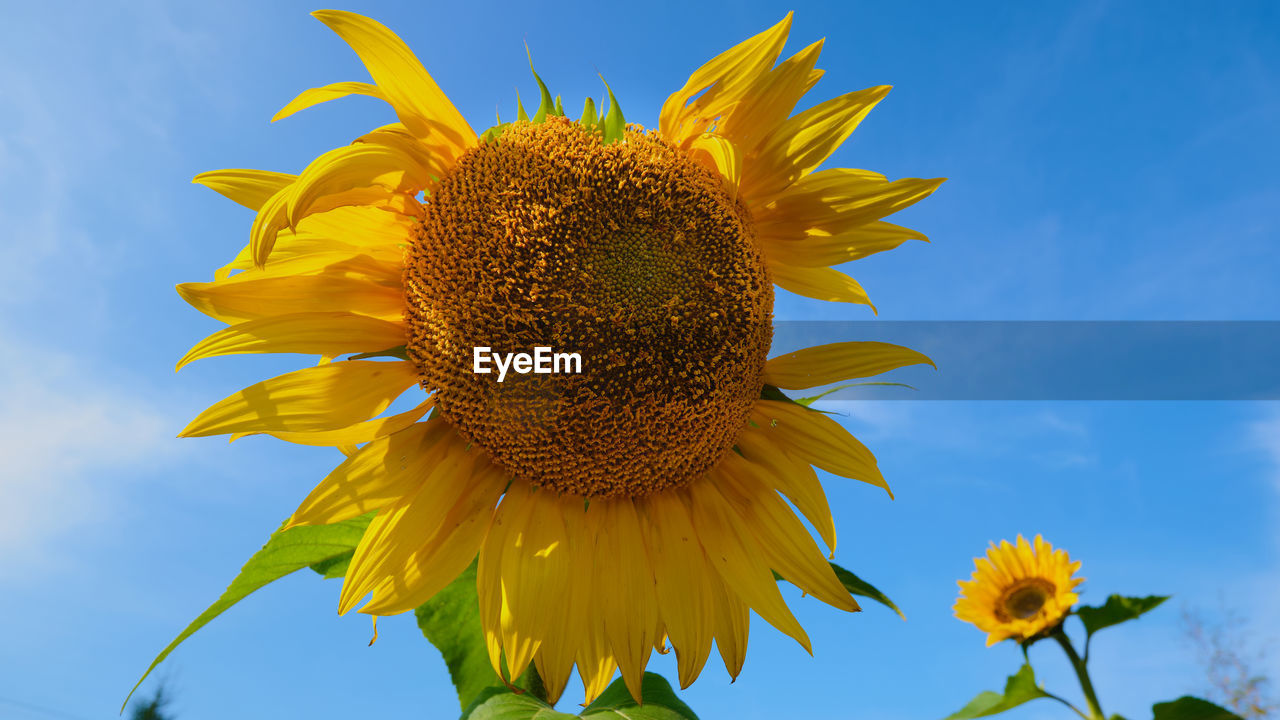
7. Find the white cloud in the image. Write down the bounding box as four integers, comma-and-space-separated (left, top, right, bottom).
0, 332, 176, 579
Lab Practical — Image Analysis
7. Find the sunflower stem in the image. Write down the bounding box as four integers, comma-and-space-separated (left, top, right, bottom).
1053, 631, 1105, 720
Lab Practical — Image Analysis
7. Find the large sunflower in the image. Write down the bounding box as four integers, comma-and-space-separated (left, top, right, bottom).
179, 11, 942, 704
954, 535, 1085, 647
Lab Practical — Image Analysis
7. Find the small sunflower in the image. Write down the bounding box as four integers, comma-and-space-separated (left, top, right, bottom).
954, 535, 1084, 646
179, 11, 942, 704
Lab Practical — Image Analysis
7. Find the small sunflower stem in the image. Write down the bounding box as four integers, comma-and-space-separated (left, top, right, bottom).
1053, 631, 1105, 720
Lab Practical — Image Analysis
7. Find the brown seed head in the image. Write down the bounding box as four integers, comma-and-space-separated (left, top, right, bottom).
403, 117, 772, 498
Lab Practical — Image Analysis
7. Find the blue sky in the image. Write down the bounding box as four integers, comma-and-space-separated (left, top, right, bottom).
1, 1, 1278, 719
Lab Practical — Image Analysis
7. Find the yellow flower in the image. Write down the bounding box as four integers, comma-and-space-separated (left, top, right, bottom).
954, 535, 1085, 646
179, 11, 942, 704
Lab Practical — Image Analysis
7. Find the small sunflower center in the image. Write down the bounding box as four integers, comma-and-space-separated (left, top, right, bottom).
999, 579, 1056, 621
403, 117, 772, 499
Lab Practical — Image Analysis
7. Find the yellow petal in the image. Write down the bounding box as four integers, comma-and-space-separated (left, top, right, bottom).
285, 141, 431, 235
193, 169, 296, 211
755, 171, 945, 236
741, 85, 891, 200
687, 134, 742, 201
735, 426, 836, 554
339, 433, 477, 613
708, 569, 750, 680
177, 312, 406, 370
685, 477, 811, 653
640, 493, 714, 689
242, 398, 432, 448
595, 499, 659, 703
768, 260, 875, 309
763, 341, 934, 390
176, 272, 404, 324
248, 185, 292, 268
533, 496, 590, 705
717, 452, 857, 612
497, 486, 572, 682
272, 81, 387, 122
359, 459, 507, 616
715, 39, 824, 154
179, 360, 419, 437
216, 232, 400, 281
478, 495, 509, 682
572, 507, 618, 704
751, 400, 891, 497
216, 203, 415, 280
758, 220, 927, 268
659, 14, 793, 147
311, 10, 476, 156
286, 418, 450, 527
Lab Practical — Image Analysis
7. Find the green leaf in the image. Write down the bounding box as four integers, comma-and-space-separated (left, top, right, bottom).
944, 664, 1050, 719
598, 77, 625, 145
463, 673, 698, 720
1076, 594, 1169, 637
1152, 697, 1244, 720
829, 563, 905, 619
464, 692, 575, 720
525, 45, 555, 123
308, 551, 353, 579
416, 560, 505, 709
123, 514, 373, 711
581, 673, 699, 719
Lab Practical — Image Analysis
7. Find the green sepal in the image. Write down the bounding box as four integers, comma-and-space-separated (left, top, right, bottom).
525, 45, 556, 123
580, 97, 598, 129
1151, 697, 1244, 720
554, 95, 564, 116
599, 76, 625, 145
760, 383, 837, 415
797, 381, 918, 405
349, 344, 409, 361
462, 672, 698, 720
480, 123, 512, 144
830, 562, 905, 619
943, 664, 1050, 719
516, 93, 529, 122
772, 563, 903, 618
1076, 594, 1169, 638
123, 514, 374, 711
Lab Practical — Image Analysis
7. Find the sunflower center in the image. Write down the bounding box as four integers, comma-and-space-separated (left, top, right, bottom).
403, 117, 772, 498
999, 579, 1056, 621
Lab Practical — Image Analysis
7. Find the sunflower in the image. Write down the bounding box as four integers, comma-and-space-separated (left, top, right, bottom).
954, 535, 1085, 647
179, 11, 942, 704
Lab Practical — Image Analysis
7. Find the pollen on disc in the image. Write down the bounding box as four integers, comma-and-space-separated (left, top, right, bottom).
403, 117, 772, 498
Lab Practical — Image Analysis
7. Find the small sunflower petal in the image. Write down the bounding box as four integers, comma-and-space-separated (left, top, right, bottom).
310, 10, 476, 155
751, 400, 891, 497
193, 169, 296, 211
177, 312, 406, 370
768, 260, 876, 309
273, 81, 387, 122
179, 360, 419, 437
763, 341, 935, 390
